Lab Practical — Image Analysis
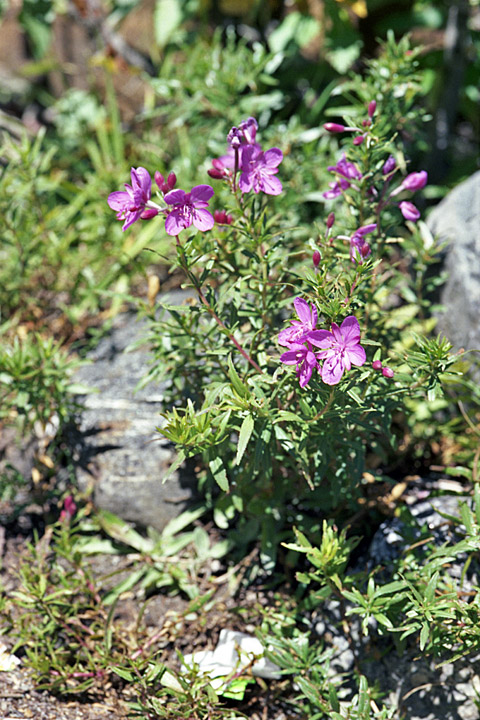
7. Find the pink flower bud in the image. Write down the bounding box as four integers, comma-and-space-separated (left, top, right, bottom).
372, 360, 383, 370
60, 495, 77, 521
167, 172, 176, 190
213, 209, 233, 225
368, 100, 377, 118
399, 201, 421, 221
323, 122, 346, 133
208, 167, 225, 180
326, 212, 335, 229
154, 171, 165, 190
401, 170, 428, 192
382, 155, 396, 175
227, 126, 242, 147
360, 242, 371, 258
140, 208, 159, 219
382, 366, 394, 378
362, 119, 372, 127
312, 249, 321, 268
353, 135, 364, 145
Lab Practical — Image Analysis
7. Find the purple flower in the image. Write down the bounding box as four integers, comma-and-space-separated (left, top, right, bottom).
323, 154, 362, 200
164, 185, 215, 236
349, 223, 376, 264
108, 167, 157, 231
328, 154, 362, 181
280, 342, 319, 389
278, 297, 318, 347
228, 117, 259, 147
399, 200, 421, 221
308, 316, 366, 385
323, 177, 351, 200
239, 146, 283, 195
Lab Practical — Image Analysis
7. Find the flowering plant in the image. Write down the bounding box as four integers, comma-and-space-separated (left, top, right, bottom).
108, 49, 461, 559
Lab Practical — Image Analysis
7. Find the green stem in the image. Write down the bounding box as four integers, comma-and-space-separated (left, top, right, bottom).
176, 237, 263, 375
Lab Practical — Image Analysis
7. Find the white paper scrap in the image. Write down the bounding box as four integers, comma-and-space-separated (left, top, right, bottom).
182, 628, 281, 684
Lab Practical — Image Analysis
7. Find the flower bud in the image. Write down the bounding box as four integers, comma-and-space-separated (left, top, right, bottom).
239, 117, 258, 144
207, 167, 225, 179
60, 495, 77, 521
360, 242, 371, 258
353, 135, 364, 145
167, 172, 176, 190
372, 360, 383, 370
362, 118, 372, 127
401, 170, 428, 192
382, 366, 394, 379
323, 122, 346, 133
227, 126, 242, 147
213, 209, 233, 225
382, 155, 396, 175
155, 171, 165, 191
140, 208, 159, 219
399, 201, 421, 221
312, 249, 321, 268
326, 212, 335, 229
368, 100, 377, 118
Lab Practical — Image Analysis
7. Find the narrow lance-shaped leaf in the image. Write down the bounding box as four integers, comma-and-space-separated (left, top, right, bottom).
235, 414, 254, 465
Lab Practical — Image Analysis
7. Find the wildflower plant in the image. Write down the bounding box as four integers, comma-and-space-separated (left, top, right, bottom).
108, 39, 462, 567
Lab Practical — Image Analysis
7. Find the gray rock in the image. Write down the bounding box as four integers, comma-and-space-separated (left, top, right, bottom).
71, 306, 197, 531
428, 171, 480, 359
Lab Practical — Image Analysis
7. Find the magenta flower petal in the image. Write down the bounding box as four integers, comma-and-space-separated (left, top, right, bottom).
192, 208, 214, 231
164, 189, 187, 205
165, 210, 189, 235
238, 173, 253, 193
321, 356, 345, 385
299, 350, 317, 387
330, 323, 343, 344
280, 346, 305, 364
190, 185, 215, 202
263, 148, 283, 167
131, 167, 151, 197
308, 329, 333, 349
108, 191, 130, 211
339, 316, 361, 344
260, 174, 282, 195
347, 344, 366, 366
294, 297, 317, 327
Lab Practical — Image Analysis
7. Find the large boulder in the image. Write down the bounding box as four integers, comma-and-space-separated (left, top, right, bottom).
428, 171, 480, 357
71, 304, 197, 531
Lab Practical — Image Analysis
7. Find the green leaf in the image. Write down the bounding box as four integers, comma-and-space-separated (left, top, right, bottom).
235, 414, 254, 466
227, 355, 249, 398
420, 622, 430, 651
111, 666, 135, 682
154, 0, 183, 48
209, 456, 229, 492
